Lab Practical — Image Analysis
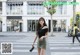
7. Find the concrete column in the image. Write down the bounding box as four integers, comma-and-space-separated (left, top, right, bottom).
66, 19, 70, 32
2, 1, 6, 16
45, 18, 48, 27
2, 2, 7, 32
23, 2, 27, 16
2, 16, 7, 32
22, 17, 27, 32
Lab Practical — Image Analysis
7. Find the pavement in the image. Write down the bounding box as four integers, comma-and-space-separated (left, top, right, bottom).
48, 32, 80, 55
0, 32, 80, 55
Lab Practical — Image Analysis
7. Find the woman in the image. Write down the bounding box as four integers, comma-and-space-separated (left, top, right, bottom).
32, 17, 48, 55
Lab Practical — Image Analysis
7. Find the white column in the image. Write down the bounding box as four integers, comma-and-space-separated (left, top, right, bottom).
66, 19, 70, 32
22, 17, 27, 32
45, 18, 48, 27
2, 1, 6, 16
2, 17, 7, 32
23, 2, 27, 16
2, 1, 7, 32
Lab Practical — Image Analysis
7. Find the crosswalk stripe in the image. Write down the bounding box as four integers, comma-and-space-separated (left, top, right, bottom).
49, 44, 79, 46
13, 49, 37, 52
13, 43, 37, 44
51, 52, 80, 55
0, 42, 37, 45
50, 47, 80, 49
13, 45, 37, 48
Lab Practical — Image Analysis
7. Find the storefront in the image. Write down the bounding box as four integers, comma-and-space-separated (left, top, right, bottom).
7, 16, 23, 32
48, 20, 66, 32
26, 18, 67, 32
27, 20, 38, 32
0, 0, 72, 32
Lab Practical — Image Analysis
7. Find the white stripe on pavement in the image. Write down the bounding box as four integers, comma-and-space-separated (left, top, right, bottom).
13, 49, 37, 52
49, 42, 72, 43
13, 43, 37, 44
51, 52, 80, 55
50, 47, 80, 49
13, 45, 37, 48
49, 44, 79, 46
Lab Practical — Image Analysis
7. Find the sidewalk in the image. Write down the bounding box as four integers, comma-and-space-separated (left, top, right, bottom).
0, 32, 66, 35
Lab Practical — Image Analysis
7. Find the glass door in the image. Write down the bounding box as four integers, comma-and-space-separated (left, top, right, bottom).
27, 20, 38, 32
27, 20, 32, 31
0, 21, 2, 32
48, 20, 66, 32
32, 20, 35, 31
7, 19, 22, 32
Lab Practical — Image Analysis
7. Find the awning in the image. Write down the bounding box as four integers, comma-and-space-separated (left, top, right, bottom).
7, 16, 22, 20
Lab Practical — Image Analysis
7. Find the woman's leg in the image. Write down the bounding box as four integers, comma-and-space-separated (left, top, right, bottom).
73, 36, 75, 44
75, 35, 80, 43
41, 48, 46, 55
38, 48, 41, 55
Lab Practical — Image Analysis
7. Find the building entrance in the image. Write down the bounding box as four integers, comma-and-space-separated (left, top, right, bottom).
48, 20, 66, 32
7, 16, 22, 32
27, 20, 38, 32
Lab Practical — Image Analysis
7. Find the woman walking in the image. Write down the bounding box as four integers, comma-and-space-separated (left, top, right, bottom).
32, 17, 48, 55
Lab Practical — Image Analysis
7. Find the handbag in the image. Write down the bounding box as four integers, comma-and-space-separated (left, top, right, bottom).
29, 46, 34, 52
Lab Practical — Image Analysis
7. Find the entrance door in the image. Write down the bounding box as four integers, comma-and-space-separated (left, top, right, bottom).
0, 21, 2, 32
48, 20, 57, 32
7, 16, 22, 32
27, 20, 38, 32
7, 20, 20, 32
48, 20, 66, 32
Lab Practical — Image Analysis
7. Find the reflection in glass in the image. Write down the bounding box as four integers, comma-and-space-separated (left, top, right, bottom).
7, 2, 23, 15
27, 1, 44, 15
27, 20, 38, 32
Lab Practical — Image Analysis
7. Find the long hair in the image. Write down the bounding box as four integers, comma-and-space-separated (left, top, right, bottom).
36, 17, 47, 31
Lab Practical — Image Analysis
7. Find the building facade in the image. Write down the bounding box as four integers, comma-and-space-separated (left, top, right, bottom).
0, 0, 73, 32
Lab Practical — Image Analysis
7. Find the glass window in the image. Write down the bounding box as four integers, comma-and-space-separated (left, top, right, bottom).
63, 4, 67, 14
27, 20, 38, 32
27, 1, 44, 15
58, 5, 63, 14
6, 2, 23, 15
56, 1, 67, 15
